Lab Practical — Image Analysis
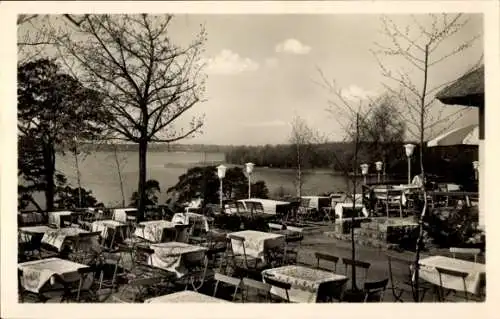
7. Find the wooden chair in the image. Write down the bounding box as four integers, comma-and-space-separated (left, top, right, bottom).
435, 267, 469, 302
263, 275, 292, 303
213, 272, 243, 301
342, 258, 371, 288
284, 234, 303, 265
226, 234, 259, 271
315, 252, 340, 272
241, 277, 272, 302
386, 255, 413, 302
450, 247, 481, 263
73, 265, 103, 302
363, 278, 389, 302
98, 249, 124, 294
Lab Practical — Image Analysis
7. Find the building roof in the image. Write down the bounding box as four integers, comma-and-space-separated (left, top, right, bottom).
436, 65, 484, 107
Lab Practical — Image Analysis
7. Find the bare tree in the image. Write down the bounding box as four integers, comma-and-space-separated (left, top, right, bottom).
49, 14, 206, 221
316, 73, 377, 294
289, 115, 315, 198
372, 14, 481, 301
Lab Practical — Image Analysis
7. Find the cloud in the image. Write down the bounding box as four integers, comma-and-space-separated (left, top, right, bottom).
340, 85, 378, 102
264, 57, 279, 68
275, 38, 312, 55
243, 120, 287, 127
203, 49, 259, 75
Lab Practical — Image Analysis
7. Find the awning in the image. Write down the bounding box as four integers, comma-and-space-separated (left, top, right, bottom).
427, 124, 479, 147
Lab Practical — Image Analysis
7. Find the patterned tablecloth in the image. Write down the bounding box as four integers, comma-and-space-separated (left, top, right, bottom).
18, 257, 92, 293
418, 255, 486, 295
172, 212, 210, 232
227, 230, 285, 261
145, 290, 229, 303
41, 227, 92, 251
149, 242, 207, 278
134, 220, 181, 243
262, 265, 348, 303
47, 211, 74, 227
19, 225, 53, 243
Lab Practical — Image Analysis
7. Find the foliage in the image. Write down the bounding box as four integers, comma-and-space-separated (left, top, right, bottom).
423, 206, 482, 248
353, 94, 407, 172
54, 186, 100, 209
130, 179, 161, 207
54, 14, 207, 221
17, 58, 109, 211
167, 165, 270, 205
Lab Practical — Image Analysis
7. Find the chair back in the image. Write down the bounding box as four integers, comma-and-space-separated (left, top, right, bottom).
263, 275, 291, 302
213, 272, 242, 301
435, 266, 469, 301
450, 247, 481, 263
343, 258, 370, 284
316, 252, 340, 272
363, 278, 389, 302
242, 277, 272, 302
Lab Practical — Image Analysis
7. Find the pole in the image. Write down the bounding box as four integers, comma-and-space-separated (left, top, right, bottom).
219, 178, 223, 213
377, 172, 381, 183
73, 144, 82, 208
407, 156, 411, 185
248, 173, 251, 199
363, 175, 367, 184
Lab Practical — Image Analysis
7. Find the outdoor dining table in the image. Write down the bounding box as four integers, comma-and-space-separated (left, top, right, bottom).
41, 227, 95, 252
262, 265, 348, 303
227, 230, 285, 262
18, 225, 53, 244
18, 257, 92, 294
145, 290, 229, 303
91, 219, 128, 247
172, 212, 210, 232
149, 241, 208, 278
418, 255, 486, 295
47, 211, 74, 228
134, 220, 186, 243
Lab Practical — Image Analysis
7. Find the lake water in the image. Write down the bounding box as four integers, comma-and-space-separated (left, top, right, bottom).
49, 151, 354, 206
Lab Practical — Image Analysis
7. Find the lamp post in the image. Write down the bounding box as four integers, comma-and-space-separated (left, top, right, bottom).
217, 165, 227, 213
245, 162, 255, 199
375, 161, 383, 183
404, 144, 415, 185
472, 161, 479, 180
360, 163, 369, 184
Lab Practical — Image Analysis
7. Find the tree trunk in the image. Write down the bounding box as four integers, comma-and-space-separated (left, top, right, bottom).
137, 139, 148, 222
350, 112, 360, 291
413, 44, 430, 302
43, 142, 56, 212
113, 145, 126, 207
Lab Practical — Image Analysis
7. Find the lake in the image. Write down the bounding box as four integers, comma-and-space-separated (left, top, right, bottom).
48, 151, 355, 207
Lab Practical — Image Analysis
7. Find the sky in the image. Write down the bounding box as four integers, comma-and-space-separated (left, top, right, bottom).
166, 14, 483, 145
18, 13, 484, 146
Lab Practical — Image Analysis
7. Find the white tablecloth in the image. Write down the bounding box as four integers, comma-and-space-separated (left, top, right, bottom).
47, 211, 73, 227
19, 225, 52, 243
419, 255, 485, 295
145, 290, 229, 303
334, 203, 369, 219
149, 242, 207, 278
41, 227, 91, 251
134, 220, 180, 243
262, 265, 348, 303
172, 212, 210, 232
228, 230, 285, 261
112, 208, 138, 223
18, 257, 92, 293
